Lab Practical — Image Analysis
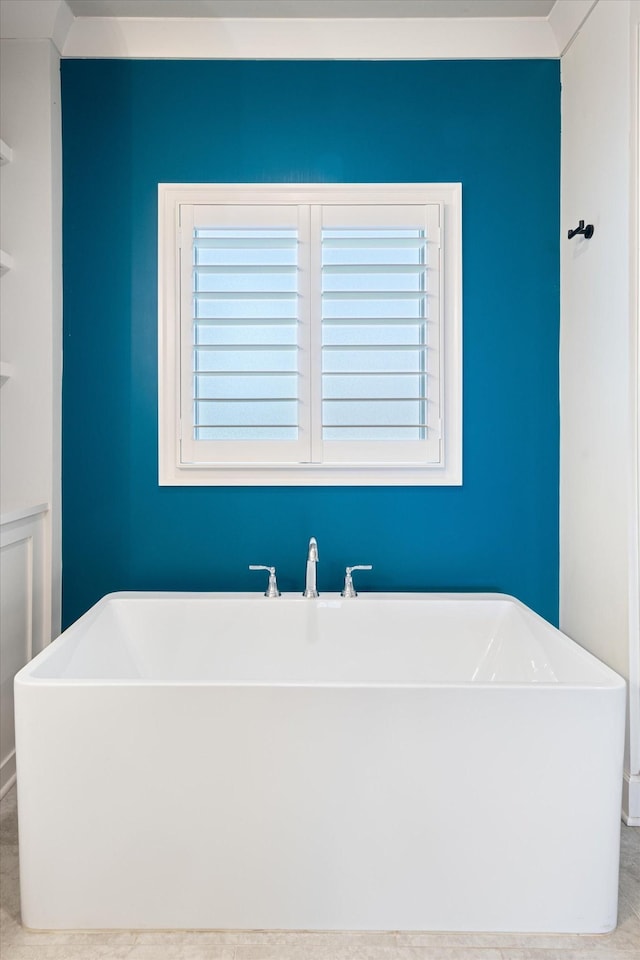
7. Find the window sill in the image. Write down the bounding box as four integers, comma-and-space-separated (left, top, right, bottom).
159, 462, 462, 486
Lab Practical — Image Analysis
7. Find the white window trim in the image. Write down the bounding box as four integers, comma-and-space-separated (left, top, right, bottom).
158, 182, 462, 486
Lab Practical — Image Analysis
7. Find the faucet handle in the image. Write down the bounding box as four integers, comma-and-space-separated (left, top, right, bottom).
249, 565, 281, 598
341, 565, 372, 598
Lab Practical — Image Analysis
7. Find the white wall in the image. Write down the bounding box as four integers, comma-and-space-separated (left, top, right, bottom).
0, 37, 62, 629
0, 38, 62, 794
560, 0, 640, 824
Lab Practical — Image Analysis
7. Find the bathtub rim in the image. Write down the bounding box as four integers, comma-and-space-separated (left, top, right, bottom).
14, 591, 627, 693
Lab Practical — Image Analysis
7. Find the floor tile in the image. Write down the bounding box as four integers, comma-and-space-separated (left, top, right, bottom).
620, 821, 640, 879
233, 946, 503, 960
1, 927, 139, 948
133, 930, 399, 946
0, 788, 18, 846
0, 946, 234, 960
496, 951, 640, 960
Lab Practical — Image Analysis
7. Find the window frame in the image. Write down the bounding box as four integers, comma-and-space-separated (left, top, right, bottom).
158, 182, 462, 486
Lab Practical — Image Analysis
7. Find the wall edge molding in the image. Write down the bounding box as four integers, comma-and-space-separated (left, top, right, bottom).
0, 0, 74, 54
61, 15, 559, 59
549, 0, 599, 57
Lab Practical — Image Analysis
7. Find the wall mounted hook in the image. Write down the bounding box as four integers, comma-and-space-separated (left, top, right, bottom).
568, 219, 594, 240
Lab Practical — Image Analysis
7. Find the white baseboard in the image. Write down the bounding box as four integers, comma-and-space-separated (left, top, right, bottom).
622, 771, 640, 826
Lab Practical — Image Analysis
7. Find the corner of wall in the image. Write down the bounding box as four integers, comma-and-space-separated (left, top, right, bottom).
549, 0, 599, 56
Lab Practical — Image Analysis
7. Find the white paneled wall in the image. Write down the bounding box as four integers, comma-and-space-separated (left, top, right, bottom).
0, 36, 62, 796
0, 505, 49, 798
560, 0, 640, 824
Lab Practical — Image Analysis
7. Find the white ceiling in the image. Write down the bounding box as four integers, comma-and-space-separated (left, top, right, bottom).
66, 0, 557, 19
1, 0, 588, 58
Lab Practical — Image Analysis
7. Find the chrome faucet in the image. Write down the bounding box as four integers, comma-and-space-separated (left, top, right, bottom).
303, 537, 319, 597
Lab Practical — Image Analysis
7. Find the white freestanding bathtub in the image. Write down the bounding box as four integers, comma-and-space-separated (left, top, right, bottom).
14, 592, 625, 933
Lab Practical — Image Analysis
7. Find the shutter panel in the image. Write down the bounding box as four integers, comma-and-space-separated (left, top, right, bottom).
317, 204, 442, 465
179, 204, 311, 465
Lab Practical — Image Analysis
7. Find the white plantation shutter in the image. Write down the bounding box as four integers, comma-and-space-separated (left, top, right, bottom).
179, 204, 311, 464
158, 183, 461, 484
316, 203, 441, 464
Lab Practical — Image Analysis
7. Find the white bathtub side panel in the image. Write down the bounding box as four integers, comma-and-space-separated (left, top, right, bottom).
15, 682, 625, 932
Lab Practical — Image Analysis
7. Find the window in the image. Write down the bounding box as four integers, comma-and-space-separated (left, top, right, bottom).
158, 184, 462, 485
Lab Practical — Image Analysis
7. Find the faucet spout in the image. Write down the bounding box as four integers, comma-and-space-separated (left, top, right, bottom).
303, 537, 319, 597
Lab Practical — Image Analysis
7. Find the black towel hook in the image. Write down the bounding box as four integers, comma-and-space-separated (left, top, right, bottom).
568, 219, 594, 240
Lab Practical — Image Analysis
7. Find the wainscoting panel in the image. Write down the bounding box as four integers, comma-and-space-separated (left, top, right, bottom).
0, 504, 48, 797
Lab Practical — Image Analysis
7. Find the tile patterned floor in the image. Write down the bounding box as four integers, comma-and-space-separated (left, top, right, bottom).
1, 785, 638, 959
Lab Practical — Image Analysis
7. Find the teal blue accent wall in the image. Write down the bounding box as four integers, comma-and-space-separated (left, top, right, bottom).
61, 59, 560, 627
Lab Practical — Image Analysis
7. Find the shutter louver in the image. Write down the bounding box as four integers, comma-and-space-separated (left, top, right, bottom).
179, 203, 311, 466
193, 228, 300, 440
318, 204, 442, 464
